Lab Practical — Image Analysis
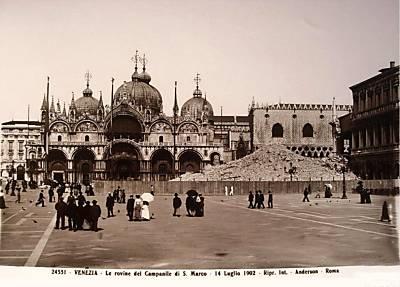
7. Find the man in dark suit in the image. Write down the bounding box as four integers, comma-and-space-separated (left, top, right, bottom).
126, 195, 135, 221
173, 193, 182, 216
106, 192, 115, 217
55, 197, 68, 230
90, 200, 101, 232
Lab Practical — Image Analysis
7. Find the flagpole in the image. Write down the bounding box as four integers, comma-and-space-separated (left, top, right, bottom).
44, 77, 50, 181
110, 78, 114, 156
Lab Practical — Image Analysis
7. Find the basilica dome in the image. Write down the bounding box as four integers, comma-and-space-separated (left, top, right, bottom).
181, 90, 214, 119
113, 69, 163, 115
75, 86, 99, 117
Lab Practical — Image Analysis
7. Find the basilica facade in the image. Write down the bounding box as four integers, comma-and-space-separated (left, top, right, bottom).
26, 57, 230, 184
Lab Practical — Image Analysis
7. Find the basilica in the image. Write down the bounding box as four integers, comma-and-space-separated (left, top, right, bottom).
24, 54, 247, 184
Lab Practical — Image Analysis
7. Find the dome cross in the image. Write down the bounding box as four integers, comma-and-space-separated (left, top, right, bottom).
85, 70, 92, 88
140, 53, 148, 71
194, 73, 201, 89
131, 50, 139, 71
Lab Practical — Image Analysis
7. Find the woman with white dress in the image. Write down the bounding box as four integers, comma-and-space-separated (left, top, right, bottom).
141, 201, 150, 221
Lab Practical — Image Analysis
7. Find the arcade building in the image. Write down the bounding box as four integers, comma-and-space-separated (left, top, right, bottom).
24, 54, 250, 184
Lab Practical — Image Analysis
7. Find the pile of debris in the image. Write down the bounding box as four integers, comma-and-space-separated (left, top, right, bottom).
173, 144, 357, 181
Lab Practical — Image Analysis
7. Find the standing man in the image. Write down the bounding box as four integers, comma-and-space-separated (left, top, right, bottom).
126, 195, 135, 221
224, 186, 228, 196
255, 191, 260, 209
66, 193, 77, 231
77, 191, 86, 206
173, 193, 182, 216
48, 187, 54, 203
259, 191, 265, 209
55, 197, 67, 230
90, 200, 101, 232
302, 187, 310, 202
248, 191, 254, 208
106, 192, 115, 217
267, 190, 273, 208
356, 181, 365, 204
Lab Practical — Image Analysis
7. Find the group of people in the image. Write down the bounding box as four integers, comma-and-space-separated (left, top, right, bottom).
356, 181, 372, 204
112, 186, 126, 204
126, 194, 151, 221
54, 192, 101, 232
185, 194, 204, 217
248, 190, 273, 209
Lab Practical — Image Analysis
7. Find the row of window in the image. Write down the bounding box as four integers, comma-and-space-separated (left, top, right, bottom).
271, 123, 314, 138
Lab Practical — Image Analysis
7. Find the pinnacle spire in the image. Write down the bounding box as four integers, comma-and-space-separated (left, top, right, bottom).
56, 99, 61, 113
173, 81, 179, 116
70, 92, 76, 110
50, 95, 55, 113
62, 102, 67, 117
98, 91, 104, 108
41, 94, 47, 110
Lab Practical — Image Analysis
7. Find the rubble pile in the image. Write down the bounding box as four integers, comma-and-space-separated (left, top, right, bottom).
173, 144, 357, 181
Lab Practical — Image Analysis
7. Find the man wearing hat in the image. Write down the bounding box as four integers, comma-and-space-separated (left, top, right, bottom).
126, 195, 135, 221
55, 197, 67, 230
172, 193, 182, 217
90, 200, 101, 232
106, 192, 115, 217
356, 181, 365, 204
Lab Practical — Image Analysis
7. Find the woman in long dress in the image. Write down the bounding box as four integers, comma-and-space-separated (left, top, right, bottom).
0, 188, 7, 209
134, 195, 142, 221
141, 201, 150, 221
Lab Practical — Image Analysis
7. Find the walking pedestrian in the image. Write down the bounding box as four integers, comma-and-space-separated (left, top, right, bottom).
106, 192, 115, 217
248, 191, 254, 208
126, 195, 134, 221
302, 187, 310, 202
173, 193, 182, 216
380, 201, 391, 222
55, 197, 67, 230
224, 185, 228, 196
229, 186, 234, 196
259, 191, 265, 208
90, 200, 101, 231
255, 191, 260, 209
35, 190, 45, 207
142, 201, 150, 221
15, 185, 21, 203
134, 195, 142, 221
120, 189, 126, 204
267, 190, 273, 208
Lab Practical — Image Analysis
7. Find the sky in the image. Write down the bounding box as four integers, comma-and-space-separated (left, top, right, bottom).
0, 0, 398, 123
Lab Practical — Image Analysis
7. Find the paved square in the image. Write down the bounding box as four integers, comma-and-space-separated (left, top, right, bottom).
0, 189, 398, 268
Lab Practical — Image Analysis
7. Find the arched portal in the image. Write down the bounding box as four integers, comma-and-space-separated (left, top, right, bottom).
272, 123, 284, 138
107, 115, 143, 141
47, 149, 68, 184
73, 148, 96, 185
151, 149, 174, 181
16, 165, 25, 180
106, 142, 141, 180
179, 150, 202, 174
